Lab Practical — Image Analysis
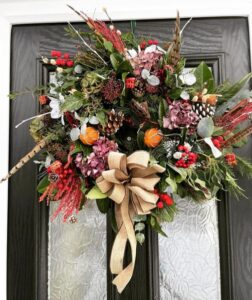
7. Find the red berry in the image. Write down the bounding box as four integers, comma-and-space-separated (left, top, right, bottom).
153, 189, 159, 195
58, 183, 64, 189
47, 167, 51, 173
165, 195, 174, 206
64, 170, 68, 175
68, 169, 73, 174
148, 40, 153, 45
64, 53, 70, 59
152, 39, 158, 45
140, 41, 147, 49
66, 60, 74, 67
178, 145, 184, 151
157, 201, 164, 209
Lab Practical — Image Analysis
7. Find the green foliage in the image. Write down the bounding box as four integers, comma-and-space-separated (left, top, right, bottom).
103, 41, 114, 52
70, 141, 92, 157
37, 175, 50, 194
236, 156, 252, 179
193, 62, 215, 93
148, 215, 167, 237
96, 198, 110, 213
60, 93, 86, 112
216, 72, 252, 104
86, 185, 107, 199
197, 117, 214, 138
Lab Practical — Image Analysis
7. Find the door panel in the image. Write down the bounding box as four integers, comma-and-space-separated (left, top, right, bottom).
8, 17, 251, 300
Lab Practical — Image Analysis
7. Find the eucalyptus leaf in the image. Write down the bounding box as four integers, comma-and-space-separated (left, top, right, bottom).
136, 233, 145, 245
135, 222, 145, 232
197, 117, 214, 138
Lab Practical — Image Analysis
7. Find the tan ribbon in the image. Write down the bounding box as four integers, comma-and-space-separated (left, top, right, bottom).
96, 150, 165, 293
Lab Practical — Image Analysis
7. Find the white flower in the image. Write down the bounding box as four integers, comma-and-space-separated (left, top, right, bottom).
173, 152, 183, 159
180, 90, 190, 100
144, 45, 166, 54
49, 96, 65, 125
88, 116, 99, 125
184, 142, 192, 151
42, 56, 49, 64
56, 67, 64, 73
179, 72, 196, 86
70, 123, 87, 141
127, 49, 138, 58
50, 59, 56, 65
141, 69, 160, 86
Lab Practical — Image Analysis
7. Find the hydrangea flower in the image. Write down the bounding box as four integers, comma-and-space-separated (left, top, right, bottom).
75, 137, 118, 178
163, 100, 199, 130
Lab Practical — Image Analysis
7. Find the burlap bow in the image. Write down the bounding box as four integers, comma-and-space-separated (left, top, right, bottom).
96, 150, 165, 293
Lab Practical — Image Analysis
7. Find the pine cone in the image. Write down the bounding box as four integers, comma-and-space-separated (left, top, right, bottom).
101, 77, 123, 103
132, 79, 145, 98
103, 109, 124, 136
192, 102, 216, 119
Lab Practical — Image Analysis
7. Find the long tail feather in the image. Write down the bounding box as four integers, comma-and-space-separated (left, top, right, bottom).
0, 139, 46, 183
170, 11, 181, 66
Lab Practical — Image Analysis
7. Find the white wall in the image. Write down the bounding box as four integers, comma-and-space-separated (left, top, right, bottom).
0, 0, 251, 299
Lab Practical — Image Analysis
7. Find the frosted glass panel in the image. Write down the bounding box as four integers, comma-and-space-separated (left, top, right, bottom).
159, 196, 221, 300
48, 200, 107, 300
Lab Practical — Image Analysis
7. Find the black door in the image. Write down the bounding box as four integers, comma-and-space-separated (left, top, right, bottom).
8, 17, 252, 300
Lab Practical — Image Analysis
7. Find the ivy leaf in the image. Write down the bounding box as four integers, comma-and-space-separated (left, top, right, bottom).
37, 176, 50, 194
86, 185, 107, 199
60, 94, 85, 112
96, 198, 110, 213
197, 117, 214, 138
193, 62, 215, 93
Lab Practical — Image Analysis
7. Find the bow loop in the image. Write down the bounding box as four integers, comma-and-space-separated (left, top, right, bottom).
96, 150, 165, 293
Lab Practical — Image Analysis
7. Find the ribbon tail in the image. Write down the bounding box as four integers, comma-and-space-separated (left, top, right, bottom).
111, 188, 137, 293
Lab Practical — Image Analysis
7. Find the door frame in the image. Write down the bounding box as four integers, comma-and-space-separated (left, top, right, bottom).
1, 1, 252, 298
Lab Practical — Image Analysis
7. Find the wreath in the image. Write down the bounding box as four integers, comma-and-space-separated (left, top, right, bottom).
2, 7, 252, 292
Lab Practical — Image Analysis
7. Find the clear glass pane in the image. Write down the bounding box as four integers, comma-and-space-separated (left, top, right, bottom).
159, 196, 221, 300
47, 72, 107, 300
48, 201, 107, 300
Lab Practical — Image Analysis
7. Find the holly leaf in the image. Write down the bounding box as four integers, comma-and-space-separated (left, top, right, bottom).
86, 185, 107, 199
193, 62, 215, 93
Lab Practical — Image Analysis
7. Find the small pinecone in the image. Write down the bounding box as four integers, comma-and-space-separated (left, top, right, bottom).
103, 109, 124, 136
132, 79, 145, 98
163, 138, 180, 158
47, 143, 68, 161
192, 102, 216, 119
145, 83, 159, 94
101, 77, 123, 103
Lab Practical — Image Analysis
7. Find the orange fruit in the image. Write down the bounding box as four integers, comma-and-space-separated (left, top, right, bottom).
144, 128, 163, 148
79, 127, 99, 145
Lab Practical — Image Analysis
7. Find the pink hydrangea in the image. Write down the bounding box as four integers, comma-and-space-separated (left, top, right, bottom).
75, 137, 118, 179
163, 100, 199, 130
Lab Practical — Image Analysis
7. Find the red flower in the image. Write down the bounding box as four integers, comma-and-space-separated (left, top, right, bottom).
212, 136, 224, 149
225, 153, 237, 166
125, 77, 136, 89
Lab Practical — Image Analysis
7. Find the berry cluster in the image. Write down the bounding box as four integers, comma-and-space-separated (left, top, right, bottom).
140, 39, 159, 49
154, 189, 174, 209
47, 160, 74, 191
174, 145, 198, 168
225, 153, 237, 166
212, 136, 224, 149
51, 50, 74, 67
